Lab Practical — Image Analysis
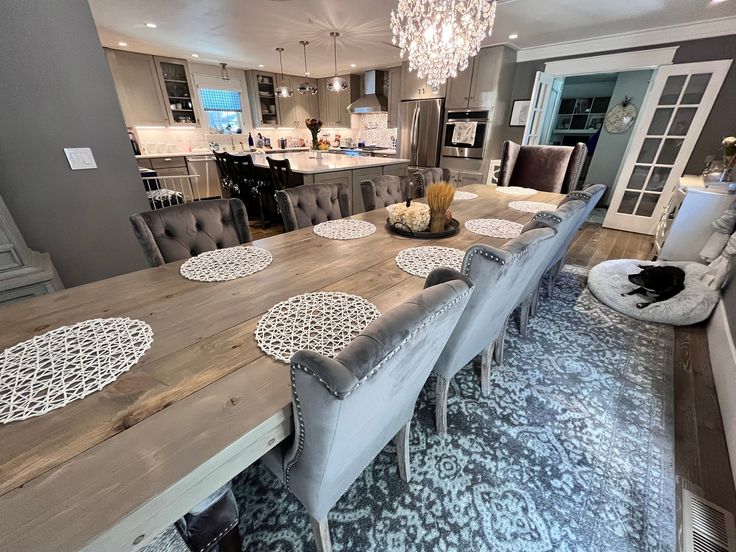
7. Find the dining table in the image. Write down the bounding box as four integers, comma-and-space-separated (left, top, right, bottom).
0, 184, 565, 552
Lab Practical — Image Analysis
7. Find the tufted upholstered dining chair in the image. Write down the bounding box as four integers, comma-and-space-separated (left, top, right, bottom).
275, 182, 351, 231
410, 167, 451, 197
359, 175, 413, 211
175, 482, 241, 552
262, 270, 474, 552
129, 198, 252, 267
498, 140, 588, 193
431, 227, 564, 434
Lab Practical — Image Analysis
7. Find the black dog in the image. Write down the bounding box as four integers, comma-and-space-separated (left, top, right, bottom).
623, 265, 685, 309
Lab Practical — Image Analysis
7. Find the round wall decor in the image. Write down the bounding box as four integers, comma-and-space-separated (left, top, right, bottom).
313, 220, 376, 240
604, 96, 638, 134
0, 318, 154, 424
509, 200, 558, 214
255, 292, 381, 362
179, 246, 272, 282
464, 218, 523, 238
495, 186, 537, 196
395, 246, 465, 277
454, 191, 478, 200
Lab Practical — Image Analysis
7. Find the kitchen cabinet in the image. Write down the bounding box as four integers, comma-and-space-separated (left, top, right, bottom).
446, 47, 501, 110
246, 71, 280, 127
318, 75, 359, 128
105, 49, 169, 126
387, 66, 402, 128
277, 77, 319, 128
153, 56, 198, 126
401, 62, 446, 100
446, 169, 483, 187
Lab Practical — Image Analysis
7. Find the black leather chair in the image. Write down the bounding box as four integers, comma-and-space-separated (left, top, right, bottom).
213, 151, 236, 195
267, 157, 292, 191
129, 199, 252, 267
230, 153, 269, 229
275, 183, 351, 231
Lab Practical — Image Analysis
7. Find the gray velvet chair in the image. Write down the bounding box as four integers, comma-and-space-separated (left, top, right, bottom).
431, 227, 562, 434
262, 270, 474, 551
359, 175, 413, 211
498, 140, 587, 193
410, 167, 451, 197
129, 198, 252, 267
275, 183, 351, 232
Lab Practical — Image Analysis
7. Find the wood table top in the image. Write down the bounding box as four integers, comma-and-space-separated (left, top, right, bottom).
0, 184, 563, 551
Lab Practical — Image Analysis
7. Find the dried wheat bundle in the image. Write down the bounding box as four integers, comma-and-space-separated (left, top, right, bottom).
426, 182, 455, 232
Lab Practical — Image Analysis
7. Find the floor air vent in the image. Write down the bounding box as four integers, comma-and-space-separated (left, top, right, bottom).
682, 488, 736, 552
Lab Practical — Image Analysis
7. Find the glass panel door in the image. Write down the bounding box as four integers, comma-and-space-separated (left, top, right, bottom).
523, 71, 555, 145
602, 60, 731, 235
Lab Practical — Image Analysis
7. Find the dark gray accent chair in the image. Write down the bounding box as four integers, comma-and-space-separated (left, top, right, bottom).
262, 270, 474, 551
498, 140, 588, 193
410, 167, 451, 197
431, 227, 562, 434
129, 198, 252, 267
359, 175, 413, 211
175, 483, 241, 552
275, 183, 351, 232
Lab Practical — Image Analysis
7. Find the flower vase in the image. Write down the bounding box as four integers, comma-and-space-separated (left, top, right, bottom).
310, 131, 319, 150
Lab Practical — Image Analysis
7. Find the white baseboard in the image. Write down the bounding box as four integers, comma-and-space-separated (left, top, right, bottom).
707, 300, 736, 491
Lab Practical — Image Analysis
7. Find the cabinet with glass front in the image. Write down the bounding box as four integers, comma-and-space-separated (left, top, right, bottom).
554, 96, 611, 134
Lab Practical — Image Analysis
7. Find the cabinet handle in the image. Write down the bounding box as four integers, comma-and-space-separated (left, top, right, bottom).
164, 158, 172, 161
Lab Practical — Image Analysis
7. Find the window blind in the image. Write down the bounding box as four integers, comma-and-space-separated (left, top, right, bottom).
199, 88, 242, 112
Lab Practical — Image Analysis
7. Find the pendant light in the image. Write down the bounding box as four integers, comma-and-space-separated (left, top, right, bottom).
275, 47, 293, 98
220, 62, 230, 81
297, 41, 317, 95
326, 32, 348, 92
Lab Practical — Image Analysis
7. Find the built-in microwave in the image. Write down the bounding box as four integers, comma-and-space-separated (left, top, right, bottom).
442, 109, 489, 159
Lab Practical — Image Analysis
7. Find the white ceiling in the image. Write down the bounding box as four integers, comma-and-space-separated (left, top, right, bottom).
89, 0, 736, 77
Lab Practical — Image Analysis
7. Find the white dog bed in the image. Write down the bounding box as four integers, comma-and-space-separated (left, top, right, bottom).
588, 259, 720, 325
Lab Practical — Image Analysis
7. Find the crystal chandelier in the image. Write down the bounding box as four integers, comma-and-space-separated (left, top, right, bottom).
326, 32, 348, 92
275, 47, 293, 98
297, 41, 318, 95
390, 0, 497, 91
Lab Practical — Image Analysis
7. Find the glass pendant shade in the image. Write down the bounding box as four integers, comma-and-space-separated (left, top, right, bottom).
220, 62, 230, 81
298, 41, 318, 95
390, 0, 497, 91
327, 32, 347, 92
275, 47, 293, 98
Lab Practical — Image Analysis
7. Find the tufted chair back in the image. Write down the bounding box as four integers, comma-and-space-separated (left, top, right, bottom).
359, 175, 412, 211
410, 167, 450, 197
498, 140, 587, 193
275, 183, 351, 231
129, 198, 252, 267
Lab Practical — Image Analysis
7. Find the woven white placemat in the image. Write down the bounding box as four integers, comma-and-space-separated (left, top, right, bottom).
180, 246, 272, 282
454, 191, 478, 200
0, 318, 153, 424
395, 246, 465, 277
313, 220, 376, 240
255, 292, 381, 362
464, 218, 524, 238
495, 186, 537, 196
508, 200, 558, 213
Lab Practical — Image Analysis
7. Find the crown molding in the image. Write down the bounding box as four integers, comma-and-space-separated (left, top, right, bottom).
516, 16, 736, 63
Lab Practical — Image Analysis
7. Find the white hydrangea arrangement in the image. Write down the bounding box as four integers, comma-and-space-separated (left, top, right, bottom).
388, 201, 430, 233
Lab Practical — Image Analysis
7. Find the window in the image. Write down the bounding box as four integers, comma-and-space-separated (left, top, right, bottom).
199, 88, 243, 133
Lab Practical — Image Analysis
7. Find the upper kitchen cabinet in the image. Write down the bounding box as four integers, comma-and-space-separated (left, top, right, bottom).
246, 71, 280, 127
446, 46, 515, 110
401, 62, 446, 100
279, 77, 319, 128
105, 49, 169, 126
386, 66, 402, 128
153, 56, 198, 125
318, 75, 359, 128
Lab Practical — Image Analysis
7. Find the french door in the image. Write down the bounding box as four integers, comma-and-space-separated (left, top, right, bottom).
523, 71, 559, 145
603, 60, 731, 234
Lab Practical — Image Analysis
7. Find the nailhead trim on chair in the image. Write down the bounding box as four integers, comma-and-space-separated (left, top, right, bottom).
282, 286, 474, 487
533, 212, 562, 223
567, 191, 592, 201
462, 232, 556, 278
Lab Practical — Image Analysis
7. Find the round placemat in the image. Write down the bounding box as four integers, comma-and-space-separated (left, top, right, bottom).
0, 318, 154, 424
454, 191, 478, 200
255, 292, 381, 362
464, 218, 524, 238
495, 186, 538, 196
508, 200, 558, 213
180, 246, 272, 282
313, 220, 376, 240
395, 246, 465, 277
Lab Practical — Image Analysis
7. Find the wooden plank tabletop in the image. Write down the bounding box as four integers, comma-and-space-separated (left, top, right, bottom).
0, 184, 563, 551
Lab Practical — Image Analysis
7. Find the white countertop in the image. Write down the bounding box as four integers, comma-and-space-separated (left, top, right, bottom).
237, 151, 410, 174
135, 147, 309, 160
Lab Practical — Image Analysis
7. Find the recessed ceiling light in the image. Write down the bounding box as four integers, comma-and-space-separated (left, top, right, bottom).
118, 41, 128, 47
191, 53, 199, 58
711, 0, 727, 3
350, 63, 356, 68
508, 33, 518, 40
258, 64, 264, 68
144, 22, 157, 28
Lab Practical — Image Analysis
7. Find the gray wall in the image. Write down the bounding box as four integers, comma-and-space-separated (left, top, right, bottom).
0, 0, 150, 288
500, 35, 736, 174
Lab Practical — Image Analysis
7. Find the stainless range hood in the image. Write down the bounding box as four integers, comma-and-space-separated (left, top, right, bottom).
347, 70, 388, 113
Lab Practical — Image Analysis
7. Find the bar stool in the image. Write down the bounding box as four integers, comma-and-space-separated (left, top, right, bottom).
212, 151, 236, 195
230, 154, 269, 229
266, 157, 292, 191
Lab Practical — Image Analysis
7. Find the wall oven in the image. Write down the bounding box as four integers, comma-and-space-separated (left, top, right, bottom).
442, 109, 489, 159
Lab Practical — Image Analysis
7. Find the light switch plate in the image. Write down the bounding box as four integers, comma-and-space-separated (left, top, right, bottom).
64, 148, 97, 170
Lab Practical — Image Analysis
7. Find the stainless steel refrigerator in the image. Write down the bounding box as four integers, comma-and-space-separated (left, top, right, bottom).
398, 98, 444, 168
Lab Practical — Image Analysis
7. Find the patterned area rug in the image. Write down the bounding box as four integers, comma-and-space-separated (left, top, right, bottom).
229, 266, 675, 551
587, 207, 607, 225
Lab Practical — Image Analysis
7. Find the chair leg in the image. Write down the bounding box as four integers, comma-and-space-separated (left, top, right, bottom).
493, 316, 508, 365
547, 259, 563, 297
435, 375, 450, 435
480, 341, 495, 395
395, 421, 411, 482
530, 281, 542, 318
310, 516, 332, 552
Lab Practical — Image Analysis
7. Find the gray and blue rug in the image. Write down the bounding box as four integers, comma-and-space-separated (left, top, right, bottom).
229, 266, 675, 551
